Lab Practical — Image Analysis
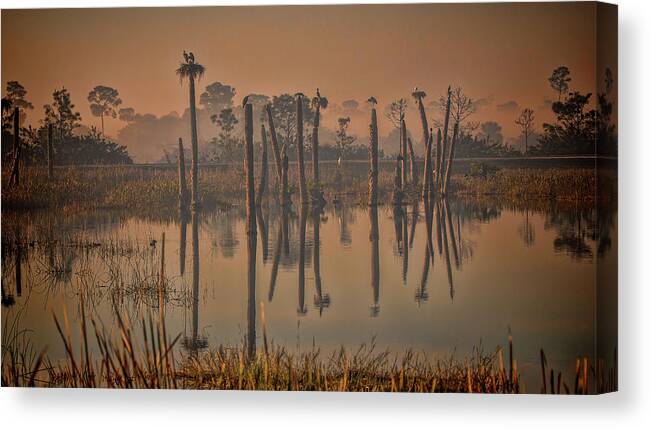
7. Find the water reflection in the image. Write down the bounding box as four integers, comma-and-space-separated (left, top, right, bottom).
1, 196, 617, 388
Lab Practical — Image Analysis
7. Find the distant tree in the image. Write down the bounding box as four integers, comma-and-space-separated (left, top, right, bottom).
536, 92, 595, 155
385, 98, 407, 129
209, 108, 241, 162
478, 121, 504, 145
434, 86, 477, 132
2, 81, 33, 130
548, 66, 572, 101
341, 99, 360, 111
176, 51, 205, 210
43, 88, 82, 136
87, 85, 122, 135
199, 82, 236, 115
118, 107, 137, 123
514, 108, 535, 154
335, 116, 356, 160
269, 93, 315, 152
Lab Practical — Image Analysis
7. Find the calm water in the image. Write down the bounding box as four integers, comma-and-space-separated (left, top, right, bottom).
1, 198, 617, 391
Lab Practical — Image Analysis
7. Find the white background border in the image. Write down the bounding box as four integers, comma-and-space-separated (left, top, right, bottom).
1, 0, 649, 426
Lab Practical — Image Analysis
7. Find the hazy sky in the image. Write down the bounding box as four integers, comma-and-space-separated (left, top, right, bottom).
2, 2, 614, 153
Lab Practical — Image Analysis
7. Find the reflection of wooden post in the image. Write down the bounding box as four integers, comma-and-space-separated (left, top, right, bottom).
47, 123, 54, 180
191, 210, 200, 353
440, 200, 454, 301
280, 145, 289, 207
257, 209, 269, 262
268, 213, 283, 301
15, 227, 22, 297
265, 104, 283, 184
401, 207, 409, 284
246, 221, 257, 360
296, 95, 308, 205
444, 198, 460, 268
369, 204, 380, 317
256, 124, 268, 206
313, 209, 330, 315
297, 205, 308, 315
244, 103, 256, 237
179, 214, 187, 276
178, 138, 188, 209
368, 108, 379, 206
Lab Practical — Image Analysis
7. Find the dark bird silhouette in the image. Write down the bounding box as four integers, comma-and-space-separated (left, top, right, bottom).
183, 50, 189, 62
367, 96, 378, 106
242, 95, 250, 107
188, 52, 195, 63
316, 88, 321, 98
294, 92, 305, 99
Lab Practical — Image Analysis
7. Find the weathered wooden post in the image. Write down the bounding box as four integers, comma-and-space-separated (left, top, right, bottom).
443, 123, 459, 195
369, 203, 380, 317
265, 104, 283, 184
256, 124, 268, 206
296, 94, 308, 205
244, 102, 257, 237
368, 104, 379, 206
407, 136, 418, 186
178, 138, 189, 209
421, 133, 432, 200
434, 129, 442, 191
47, 123, 54, 180
439, 86, 452, 187
280, 144, 289, 206
392, 155, 403, 206
10, 108, 20, 186
400, 116, 408, 188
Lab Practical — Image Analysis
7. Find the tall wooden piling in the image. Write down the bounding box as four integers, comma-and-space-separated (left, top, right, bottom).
244, 103, 257, 237
296, 95, 308, 205
265, 104, 283, 184
368, 107, 379, 206
443, 123, 459, 194
178, 138, 188, 209
256, 124, 269, 206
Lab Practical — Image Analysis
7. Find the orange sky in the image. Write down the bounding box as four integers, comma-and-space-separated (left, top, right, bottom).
1, 2, 615, 155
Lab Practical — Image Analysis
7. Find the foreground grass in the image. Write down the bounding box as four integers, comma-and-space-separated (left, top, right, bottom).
1, 164, 615, 213
2, 304, 616, 393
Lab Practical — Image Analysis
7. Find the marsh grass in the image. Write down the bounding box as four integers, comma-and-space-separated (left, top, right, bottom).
1, 164, 614, 213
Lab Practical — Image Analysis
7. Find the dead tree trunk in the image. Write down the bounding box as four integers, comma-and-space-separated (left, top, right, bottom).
9, 108, 21, 187
244, 103, 257, 237
256, 124, 269, 206
407, 136, 418, 186
296, 96, 308, 205
368, 107, 379, 206
439, 87, 452, 186
178, 138, 189, 209
400, 117, 408, 188
434, 128, 442, 192
421, 132, 433, 200
443, 123, 459, 195
265, 104, 283, 184
280, 145, 290, 207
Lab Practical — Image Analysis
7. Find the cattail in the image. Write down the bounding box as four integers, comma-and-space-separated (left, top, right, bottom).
368, 107, 379, 206
256, 124, 269, 206
244, 103, 256, 236
265, 104, 283, 184
47, 123, 54, 180
178, 138, 188, 209
296, 95, 308, 204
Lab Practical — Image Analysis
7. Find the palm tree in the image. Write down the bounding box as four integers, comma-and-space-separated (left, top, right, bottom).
311, 89, 328, 204
176, 51, 205, 211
